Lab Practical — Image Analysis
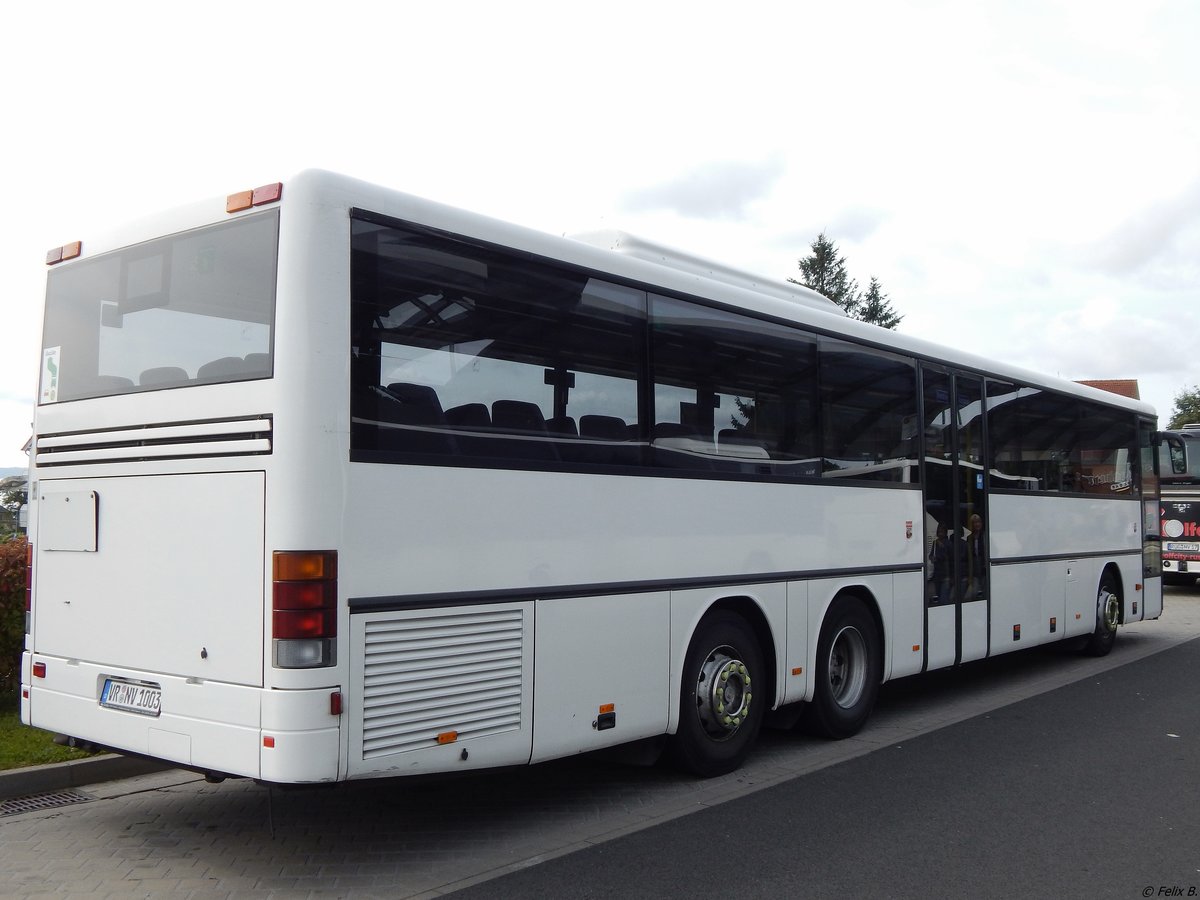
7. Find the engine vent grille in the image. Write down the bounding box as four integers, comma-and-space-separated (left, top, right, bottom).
35, 417, 272, 467
361, 608, 524, 758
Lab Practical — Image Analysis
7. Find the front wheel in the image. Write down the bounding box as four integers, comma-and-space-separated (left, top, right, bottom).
803, 595, 881, 739
1083, 573, 1120, 656
668, 611, 765, 777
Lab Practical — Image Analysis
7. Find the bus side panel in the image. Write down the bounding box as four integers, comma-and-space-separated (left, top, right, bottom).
1143, 573, 1163, 619
531, 592, 669, 763
989, 561, 1065, 655
889, 571, 924, 679
345, 602, 534, 779
989, 493, 1141, 651
783, 580, 809, 705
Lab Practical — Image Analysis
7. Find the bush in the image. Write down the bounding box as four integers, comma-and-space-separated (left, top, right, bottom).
0, 537, 26, 694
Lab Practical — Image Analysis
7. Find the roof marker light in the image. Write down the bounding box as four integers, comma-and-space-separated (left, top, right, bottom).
45, 241, 82, 265
227, 182, 283, 214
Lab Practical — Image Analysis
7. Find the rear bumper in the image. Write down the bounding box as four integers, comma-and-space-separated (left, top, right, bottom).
21, 651, 341, 783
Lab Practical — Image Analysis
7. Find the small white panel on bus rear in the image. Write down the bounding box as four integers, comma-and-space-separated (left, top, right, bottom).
530, 591, 670, 763
346, 602, 534, 779
40, 490, 98, 551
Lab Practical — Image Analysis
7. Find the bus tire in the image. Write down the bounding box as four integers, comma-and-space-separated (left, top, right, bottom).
803, 595, 881, 739
1083, 572, 1120, 657
668, 611, 764, 778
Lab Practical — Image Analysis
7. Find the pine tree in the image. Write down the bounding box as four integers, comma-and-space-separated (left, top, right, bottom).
858, 277, 903, 329
789, 233, 860, 317
790, 234, 903, 330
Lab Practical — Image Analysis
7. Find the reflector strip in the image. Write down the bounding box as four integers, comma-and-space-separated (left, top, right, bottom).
437, 731, 458, 745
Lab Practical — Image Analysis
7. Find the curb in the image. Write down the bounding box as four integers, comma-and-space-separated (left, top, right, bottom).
0, 753, 172, 801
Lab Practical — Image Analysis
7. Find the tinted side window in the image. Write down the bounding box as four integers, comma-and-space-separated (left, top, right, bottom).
649, 295, 819, 477
987, 382, 1079, 491
1077, 402, 1136, 495
351, 218, 646, 466
819, 338, 918, 483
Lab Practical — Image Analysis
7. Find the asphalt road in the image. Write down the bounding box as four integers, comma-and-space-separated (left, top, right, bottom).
452, 634, 1200, 900
2, 589, 1197, 898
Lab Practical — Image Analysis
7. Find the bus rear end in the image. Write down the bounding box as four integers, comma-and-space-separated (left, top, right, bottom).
21, 183, 342, 782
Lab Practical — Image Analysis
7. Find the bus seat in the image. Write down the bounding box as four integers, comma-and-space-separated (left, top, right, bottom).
446, 403, 497, 456
577, 414, 637, 465
139, 366, 189, 387
580, 415, 627, 441
491, 400, 558, 460
243, 353, 271, 375
197, 357, 248, 380
375, 382, 453, 454
93, 375, 135, 394
446, 403, 491, 428
547, 415, 578, 436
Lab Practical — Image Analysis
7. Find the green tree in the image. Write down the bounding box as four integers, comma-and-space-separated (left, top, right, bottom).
1168, 385, 1200, 429
790, 233, 860, 316
0, 478, 26, 539
790, 233, 903, 330
858, 277, 903, 330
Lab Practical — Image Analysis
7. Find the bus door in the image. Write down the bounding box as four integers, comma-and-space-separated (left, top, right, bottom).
921, 368, 989, 669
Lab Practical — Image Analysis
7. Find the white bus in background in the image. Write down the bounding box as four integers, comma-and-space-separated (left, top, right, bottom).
21, 171, 1163, 783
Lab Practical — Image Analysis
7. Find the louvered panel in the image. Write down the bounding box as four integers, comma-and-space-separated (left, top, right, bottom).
361, 608, 524, 759
35, 416, 272, 466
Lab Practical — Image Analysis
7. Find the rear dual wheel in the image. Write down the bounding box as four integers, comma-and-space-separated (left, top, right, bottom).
803, 595, 881, 739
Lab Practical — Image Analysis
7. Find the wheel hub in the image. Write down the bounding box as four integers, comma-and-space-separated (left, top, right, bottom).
827, 625, 868, 709
1098, 588, 1120, 632
696, 649, 752, 739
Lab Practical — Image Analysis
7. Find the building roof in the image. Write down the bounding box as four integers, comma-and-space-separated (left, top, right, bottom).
1077, 379, 1141, 400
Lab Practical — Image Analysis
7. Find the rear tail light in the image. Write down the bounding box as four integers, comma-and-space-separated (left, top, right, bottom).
272, 550, 337, 669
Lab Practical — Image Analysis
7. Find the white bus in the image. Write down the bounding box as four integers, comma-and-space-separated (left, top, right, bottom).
21, 171, 1163, 783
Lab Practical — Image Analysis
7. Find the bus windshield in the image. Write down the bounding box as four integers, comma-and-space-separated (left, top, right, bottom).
39, 210, 278, 404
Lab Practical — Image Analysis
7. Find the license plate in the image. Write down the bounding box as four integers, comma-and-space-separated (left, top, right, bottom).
1167, 542, 1200, 552
100, 679, 162, 717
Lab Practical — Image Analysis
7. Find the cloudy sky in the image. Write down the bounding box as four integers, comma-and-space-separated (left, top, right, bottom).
2, 0, 1197, 468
